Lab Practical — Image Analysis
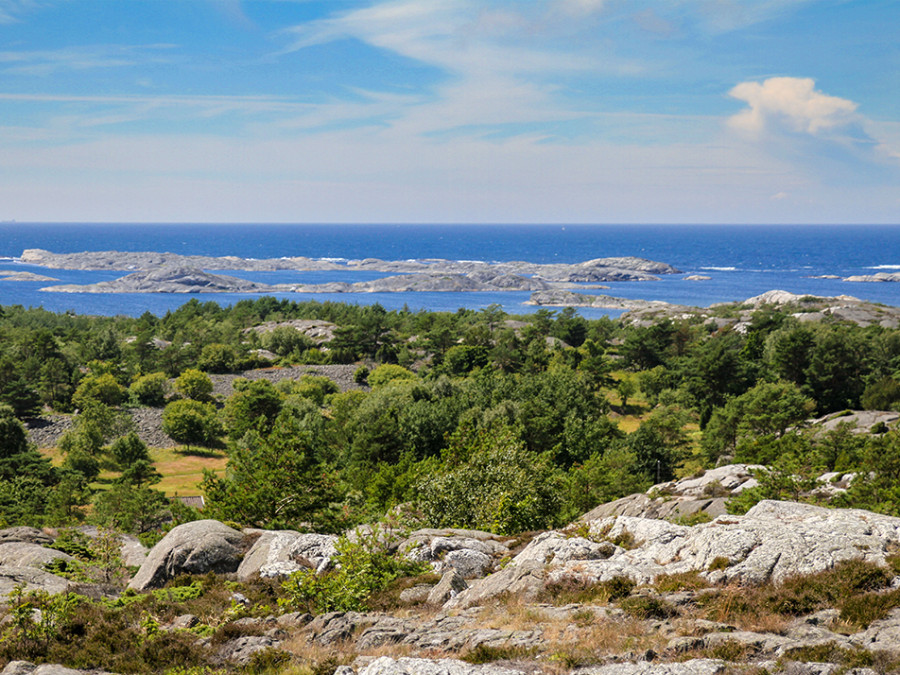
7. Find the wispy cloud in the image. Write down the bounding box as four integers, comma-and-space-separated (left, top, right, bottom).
0, 44, 175, 76
0, 0, 44, 24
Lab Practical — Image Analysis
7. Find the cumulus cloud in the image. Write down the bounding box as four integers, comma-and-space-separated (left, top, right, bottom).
727, 76, 899, 184
728, 77, 858, 136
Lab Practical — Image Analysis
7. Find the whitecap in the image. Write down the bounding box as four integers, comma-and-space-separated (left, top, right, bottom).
866, 265, 900, 270
700, 266, 738, 272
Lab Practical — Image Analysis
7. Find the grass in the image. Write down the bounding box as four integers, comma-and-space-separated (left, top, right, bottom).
40, 444, 227, 497
151, 446, 227, 496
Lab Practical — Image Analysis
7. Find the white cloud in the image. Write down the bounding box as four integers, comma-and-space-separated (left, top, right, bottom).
726, 77, 899, 184
0, 0, 55, 24
553, 0, 607, 18
728, 77, 858, 136
0, 44, 175, 76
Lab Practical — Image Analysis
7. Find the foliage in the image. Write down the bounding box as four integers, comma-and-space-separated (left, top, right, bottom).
173, 369, 214, 401
416, 422, 565, 534
129, 372, 169, 407
223, 378, 282, 440
72, 372, 127, 409
367, 364, 417, 387
202, 398, 335, 529
162, 399, 224, 449
280, 529, 426, 614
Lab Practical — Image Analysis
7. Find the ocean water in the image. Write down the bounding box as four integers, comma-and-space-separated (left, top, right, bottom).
0, 223, 898, 318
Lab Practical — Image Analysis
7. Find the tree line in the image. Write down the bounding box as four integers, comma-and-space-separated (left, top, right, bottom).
2, 296, 900, 539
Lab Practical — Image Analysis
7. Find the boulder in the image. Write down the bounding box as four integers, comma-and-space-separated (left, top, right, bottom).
237, 530, 337, 580
216, 636, 281, 665
128, 520, 245, 591
440, 549, 493, 579
77, 526, 148, 567
0, 543, 74, 569
427, 569, 467, 605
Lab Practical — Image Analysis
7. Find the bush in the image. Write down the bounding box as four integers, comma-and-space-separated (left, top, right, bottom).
280, 530, 426, 614
162, 399, 224, 449
129, 372, 169, 407
368, 364, 416, 388
417, 423, 564, 535
173, 369, 213, 401
72, 373, 126, 409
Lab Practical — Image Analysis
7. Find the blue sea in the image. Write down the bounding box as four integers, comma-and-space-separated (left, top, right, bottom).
1, 223, 899, 318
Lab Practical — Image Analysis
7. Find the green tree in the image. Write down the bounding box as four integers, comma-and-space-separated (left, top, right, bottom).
162, 399, 224, 449
197, 343, 239, 374
417, 423, 564, 534
223, 378, 283, 440
202, 399, 333, 529
129, 372, 169, 407
173, 368, 213, 401
71, 373, 126, 409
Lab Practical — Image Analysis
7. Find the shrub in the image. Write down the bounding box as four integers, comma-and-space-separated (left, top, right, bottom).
280, 530, 426, 614
173, 369, 213, 401
162, 399, 223, 449
367, 364, 416, 388
72, 373, 126, 409
618, 595, 677, 620
129, 372, 169, 407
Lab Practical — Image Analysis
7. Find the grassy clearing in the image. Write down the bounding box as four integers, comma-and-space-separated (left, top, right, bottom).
40, 445, 226, 497
151, 446, 227, 496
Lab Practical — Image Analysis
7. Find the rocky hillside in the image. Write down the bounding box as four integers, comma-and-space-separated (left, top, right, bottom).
6, 482, 900, 674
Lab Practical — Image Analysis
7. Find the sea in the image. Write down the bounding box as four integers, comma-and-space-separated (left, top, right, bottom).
1, 223, 899, 319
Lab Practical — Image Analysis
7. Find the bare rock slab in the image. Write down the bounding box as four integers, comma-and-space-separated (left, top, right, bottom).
0, 566, 71, 598
573, 661, 725, 675
354, 656, 529, 675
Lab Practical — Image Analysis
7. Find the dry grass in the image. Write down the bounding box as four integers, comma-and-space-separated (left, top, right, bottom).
151, 445, 227, 495
40, 444, 226, 496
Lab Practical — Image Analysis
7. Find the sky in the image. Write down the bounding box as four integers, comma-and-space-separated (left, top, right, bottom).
0, 0, 898, 224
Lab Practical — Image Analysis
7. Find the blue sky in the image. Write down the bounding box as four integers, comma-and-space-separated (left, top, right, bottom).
0, 0, 897, 224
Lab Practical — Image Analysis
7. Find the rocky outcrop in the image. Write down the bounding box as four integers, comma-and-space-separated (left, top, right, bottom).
620, 290, 900, 329
0, 663, 84, 675
809, 410, 900, 435
450, 500, 900, 608
350, 656, 531, 675
0, 566, 70, 598
0, 542, 74, 569
243, 319, 338, 344
42, 266, 272, 293
527, 291, 680, 310
20, 249, 679, 280
580, 465, 760, 522
0, 526, 54, 546
128, 520, 245, 591
844, 272, 900, 283
237, 531, 337, 580
0, 272, 58, 282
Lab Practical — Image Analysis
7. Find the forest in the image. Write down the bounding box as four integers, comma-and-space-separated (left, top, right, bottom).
2, 295, 900, 542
